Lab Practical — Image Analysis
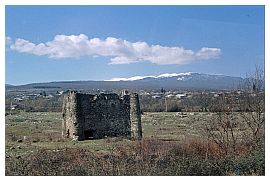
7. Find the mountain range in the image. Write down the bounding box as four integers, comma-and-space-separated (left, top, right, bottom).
6, 72, 243, 91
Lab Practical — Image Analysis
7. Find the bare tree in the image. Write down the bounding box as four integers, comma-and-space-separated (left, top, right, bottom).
205, 95, 239, 156
239, 65, 265, 147
197, 93, 212, 112
205, 65, 265, 155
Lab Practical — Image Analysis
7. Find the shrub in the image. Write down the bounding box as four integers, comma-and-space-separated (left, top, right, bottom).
5, 138, 265, 176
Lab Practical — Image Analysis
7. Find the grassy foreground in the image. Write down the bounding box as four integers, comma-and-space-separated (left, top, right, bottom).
5, 112, 264, 176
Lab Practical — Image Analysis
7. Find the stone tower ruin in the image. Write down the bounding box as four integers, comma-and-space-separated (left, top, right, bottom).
62, 91, 142, 141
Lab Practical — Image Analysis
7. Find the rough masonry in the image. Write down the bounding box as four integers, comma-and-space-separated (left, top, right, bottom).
62, 90, 142, 141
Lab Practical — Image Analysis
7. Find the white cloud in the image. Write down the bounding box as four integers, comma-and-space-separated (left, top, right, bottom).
5, 36, 13, 45
10, 34, 221, 65
196, 47, 221, 60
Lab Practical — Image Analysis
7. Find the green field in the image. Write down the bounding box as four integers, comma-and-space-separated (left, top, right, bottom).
5, 112, 208, 154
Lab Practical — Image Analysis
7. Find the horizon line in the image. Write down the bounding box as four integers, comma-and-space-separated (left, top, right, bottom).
6, 72, 244, 86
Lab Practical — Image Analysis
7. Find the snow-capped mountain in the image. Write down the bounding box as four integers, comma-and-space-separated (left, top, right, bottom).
107, 72, 243, 90
107, 72, 193, 81
8, 72, 243, 91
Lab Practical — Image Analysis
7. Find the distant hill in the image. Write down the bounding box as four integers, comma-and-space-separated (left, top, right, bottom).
107, 72, 243, 90
5, 84, 14, 88
6, 72, 244, 91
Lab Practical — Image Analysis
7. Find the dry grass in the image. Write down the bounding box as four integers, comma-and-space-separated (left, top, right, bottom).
6, 137, 264, 176
5, 112, 265, 176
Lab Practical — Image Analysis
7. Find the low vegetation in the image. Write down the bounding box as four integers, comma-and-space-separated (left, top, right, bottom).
6, 139, 264, 176
5, 111, 264, 176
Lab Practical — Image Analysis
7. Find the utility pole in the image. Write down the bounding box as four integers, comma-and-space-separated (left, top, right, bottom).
165, 96, 168, 112
161, 88, 168, 112
10, 101, 12, 115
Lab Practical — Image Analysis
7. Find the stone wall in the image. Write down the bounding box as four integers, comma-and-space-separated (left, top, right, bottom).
62, 91, 142, 141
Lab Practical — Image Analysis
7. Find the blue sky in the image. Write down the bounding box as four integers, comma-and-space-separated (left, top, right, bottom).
5, 5, 264, 85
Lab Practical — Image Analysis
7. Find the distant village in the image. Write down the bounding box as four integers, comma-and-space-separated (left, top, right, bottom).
5, 87, 253, 114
